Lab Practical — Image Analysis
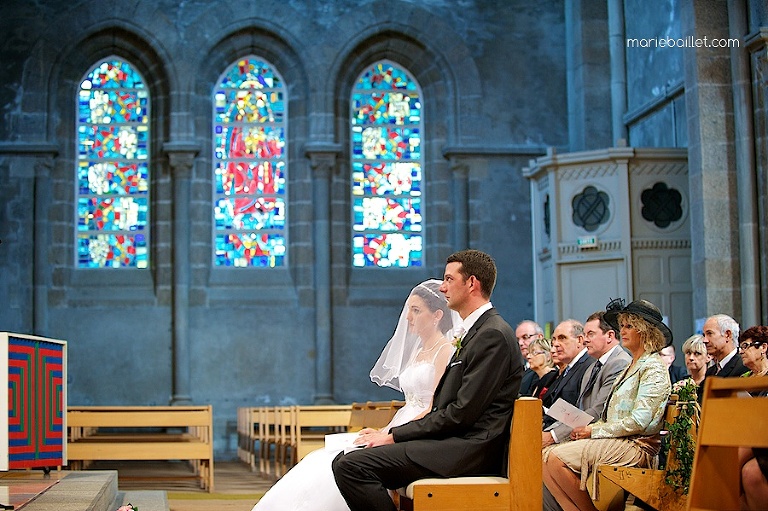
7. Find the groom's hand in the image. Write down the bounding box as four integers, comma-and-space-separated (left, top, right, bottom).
354, 430, 394, 448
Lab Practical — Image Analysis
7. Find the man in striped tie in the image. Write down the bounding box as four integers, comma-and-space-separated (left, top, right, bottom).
541, 311, 631, 448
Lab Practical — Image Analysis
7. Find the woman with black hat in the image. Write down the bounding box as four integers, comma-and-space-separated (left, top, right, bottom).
542, 298, 672, 511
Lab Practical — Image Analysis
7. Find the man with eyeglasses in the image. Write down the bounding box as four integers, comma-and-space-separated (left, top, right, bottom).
516, 320, 544, 396
541, 311, 630, 448
702, 314, 748, 379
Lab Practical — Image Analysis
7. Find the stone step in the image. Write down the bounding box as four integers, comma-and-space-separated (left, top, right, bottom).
113, 490, 169, 511
23, 470, 117, 511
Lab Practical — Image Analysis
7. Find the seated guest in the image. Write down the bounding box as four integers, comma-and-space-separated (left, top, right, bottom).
703, 314, 748, 378
517, 320, 545, 396
737, 325, 768, 509
739, 325, 768, 378
542, 298, 671, 511
660, 344, 688, 384
681, 334, 709, 397
526, 337, 557, 399
541, 320, 594, 429
542, 311, 631, 448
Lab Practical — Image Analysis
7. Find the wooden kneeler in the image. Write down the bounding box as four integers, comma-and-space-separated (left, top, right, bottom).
398, 397, 542, 511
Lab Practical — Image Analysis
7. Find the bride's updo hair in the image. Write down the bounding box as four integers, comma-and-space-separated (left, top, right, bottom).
411, 281, 453, 334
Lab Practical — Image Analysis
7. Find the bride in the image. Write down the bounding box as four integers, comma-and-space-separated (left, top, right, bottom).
251, 279, 459, 511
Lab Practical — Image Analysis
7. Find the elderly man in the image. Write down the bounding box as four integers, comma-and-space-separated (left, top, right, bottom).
516, 319, 544, 396
540, 319, 594, 429
542, 311, 631, 447
702, 314, 748, 378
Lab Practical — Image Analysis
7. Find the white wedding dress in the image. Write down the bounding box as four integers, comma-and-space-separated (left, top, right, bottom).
251, 353, 442, 511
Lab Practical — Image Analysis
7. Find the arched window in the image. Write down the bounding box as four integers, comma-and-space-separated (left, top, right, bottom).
351, 61, 423, 268
213, 57, 287, 267
76, 59, 149, 268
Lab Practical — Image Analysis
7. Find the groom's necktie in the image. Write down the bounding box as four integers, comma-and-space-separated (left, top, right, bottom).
578, 361, 602, 408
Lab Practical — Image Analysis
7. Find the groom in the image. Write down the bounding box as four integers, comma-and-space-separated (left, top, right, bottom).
332, 249, 524, 511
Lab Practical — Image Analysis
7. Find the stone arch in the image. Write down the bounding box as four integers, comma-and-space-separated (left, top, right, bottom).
326, 22, 480, 280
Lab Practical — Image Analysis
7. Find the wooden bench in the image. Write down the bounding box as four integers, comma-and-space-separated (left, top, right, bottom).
67, 405, 214, 492
397, 397, 542, 511
688, 376, 768, 511
593, 400, 692, 511
238, 401, 404, 478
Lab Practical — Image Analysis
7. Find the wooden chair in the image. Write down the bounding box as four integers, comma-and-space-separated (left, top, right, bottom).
349, 400, 404, 432
397, 397, 542, 511
593, 400, 692, 511
258, 406, 279, 478
687, 376, 768, 511
292, 404, 352, 462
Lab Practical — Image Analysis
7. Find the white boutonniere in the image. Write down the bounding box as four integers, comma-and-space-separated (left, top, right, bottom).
452, 335, 464, 356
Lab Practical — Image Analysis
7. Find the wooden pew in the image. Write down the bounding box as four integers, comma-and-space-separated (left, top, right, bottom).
67, 405, 214, 492
397, 397, 542, 511
349, 400, 405, 432
593, 400, 692, 511
687, 376, 768, 511
292, 405, 352, 462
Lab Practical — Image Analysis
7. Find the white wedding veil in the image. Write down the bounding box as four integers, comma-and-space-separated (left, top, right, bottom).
369, 279, 460, 391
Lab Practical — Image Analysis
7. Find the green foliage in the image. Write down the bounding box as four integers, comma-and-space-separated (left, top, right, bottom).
662, 379, 701, 495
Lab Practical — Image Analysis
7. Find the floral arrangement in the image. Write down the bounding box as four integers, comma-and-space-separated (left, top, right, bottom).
663, 377, 701, 494
116, 505, 138, 511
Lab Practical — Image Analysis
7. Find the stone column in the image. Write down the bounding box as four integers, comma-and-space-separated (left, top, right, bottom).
449, 158, 469, 251
607, 0, 628, 144
728, 1, 761, 327
33, 155, 55, 335
682, 1, 741, 319
164, 143, 198, 405
306, 145, 340, 404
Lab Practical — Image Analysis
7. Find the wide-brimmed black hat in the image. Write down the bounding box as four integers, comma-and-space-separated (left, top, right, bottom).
604, 298, 673, 348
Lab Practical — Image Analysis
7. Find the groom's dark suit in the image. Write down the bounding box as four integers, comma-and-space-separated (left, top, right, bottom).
332, 308, 524, 511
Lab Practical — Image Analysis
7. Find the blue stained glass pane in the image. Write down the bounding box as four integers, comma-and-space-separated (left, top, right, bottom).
351, 92, 421, 126
77, 59, 150, 268
77, 197, 148, 231
81, 61, 145, 89
219, 59, 282, 89
354, 63, 418, 91
78, 161, 149, 195
214, 56, 287, 267
352, 162, 421, 196
214, 197, 286, 230
79, 89, 148, 124
351, 126, 420, 160
78, 125, 149, 160
214, 89, 284, 123
352, 233, 423, 268
350, 61, 423, 268
215, 233, 285, 267
77, 233, 148, 268
352, 197, 421, 232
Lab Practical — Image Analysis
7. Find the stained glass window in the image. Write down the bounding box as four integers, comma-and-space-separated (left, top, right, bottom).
76, 59, 149, 268
213, 57, 286, 267
351, 61, 423, 268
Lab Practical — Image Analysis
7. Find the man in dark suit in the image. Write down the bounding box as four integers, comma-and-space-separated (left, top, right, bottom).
542, 311, 631, 447
661, 345, 689, 384
703, 314, 748, 378
332, 249, 523, 511
516, 319, 545, 396
540, 319, 594, 430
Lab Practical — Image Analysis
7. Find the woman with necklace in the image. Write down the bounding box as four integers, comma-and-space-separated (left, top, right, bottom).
251, 280, 458, 511
737, 325, 768, 510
